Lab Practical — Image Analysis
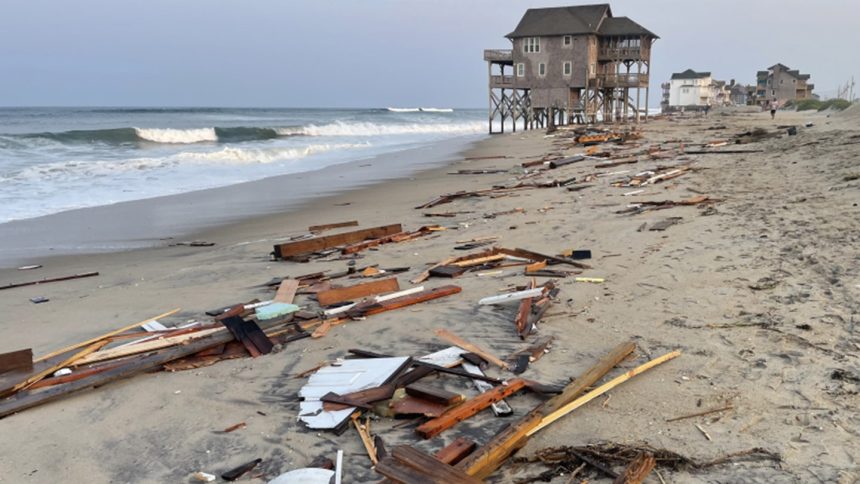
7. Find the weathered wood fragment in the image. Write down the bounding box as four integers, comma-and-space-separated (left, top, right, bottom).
434, 329, 509, 370
0, 349, 32, 374
415, 379, 528, 439
0, 341, 108, 398
405, 383, 464, 406
0, 271, 99, 291
273, 224, 402, 259
497, 247, 592, 270
274, 279, 300, 304
346, 285, 461, 318
317, 277, 400, 307
387, 446, 482, 483
429, 265, 468, 278
390, 394, 449, 417
221, 458, 262, 481
613, 452, 656, 484
435, 437, 478, 465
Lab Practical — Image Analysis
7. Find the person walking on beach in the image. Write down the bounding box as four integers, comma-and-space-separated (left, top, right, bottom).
770, 98, 778, 119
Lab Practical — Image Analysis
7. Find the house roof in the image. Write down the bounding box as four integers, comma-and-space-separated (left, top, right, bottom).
598, 16, 658, 37
506, 4, 611, 38
671, 69, 711, 80
769, 63, 790, 70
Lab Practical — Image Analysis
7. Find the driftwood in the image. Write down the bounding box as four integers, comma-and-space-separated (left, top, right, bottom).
0, 271, 99, 291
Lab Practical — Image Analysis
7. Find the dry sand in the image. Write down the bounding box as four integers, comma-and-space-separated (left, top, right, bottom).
0, 106, 858, 483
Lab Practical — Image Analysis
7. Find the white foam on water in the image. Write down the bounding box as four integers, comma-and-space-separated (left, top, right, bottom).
134, 127, 218, 143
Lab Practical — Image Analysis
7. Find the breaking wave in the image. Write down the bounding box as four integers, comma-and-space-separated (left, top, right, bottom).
387, 107, 454, 113
276, 121, 483, 137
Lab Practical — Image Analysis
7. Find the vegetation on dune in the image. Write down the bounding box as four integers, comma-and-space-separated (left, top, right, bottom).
784, 99, 853, 111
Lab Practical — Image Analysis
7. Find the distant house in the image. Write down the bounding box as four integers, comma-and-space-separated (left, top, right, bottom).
727, 80, 752, 105
483, 4, 658, 132
666, 69, 713, 111
756, 63, 814, 103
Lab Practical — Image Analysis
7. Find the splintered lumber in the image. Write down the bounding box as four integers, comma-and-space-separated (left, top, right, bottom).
0, 271, 99, 291
548, 155, 584, 169
346, 285, 461, 318
0, 340, 109, 398
0, 349, 33, 374
309, 221, 359, 233
324, 286, 424, 317
435, 437, 478, 466
613, 452, 656, 484
461, 362, 513, 416
415, 378, 528, 439
274, 279, 300, 304
515, 279, 537, 339
390, 394, 449, 417
434, 329, 509, 370
456, 342, 636, 479
35, 308, 182, 363
377, 446, 483, 484
405, 383, 464, 406
220, 317, 273, 357
353, 414, 379, 465
497, 247, 592, 270
317, 277, 400, 307
527, 350, 681, 436
413, 248, 501, 284
222, 458, 262, 481
73, 327, 224, 366
273, 224, 402, 259
478, 287, 544, 305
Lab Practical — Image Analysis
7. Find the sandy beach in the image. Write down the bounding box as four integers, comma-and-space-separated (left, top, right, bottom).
1, 105, 859, 483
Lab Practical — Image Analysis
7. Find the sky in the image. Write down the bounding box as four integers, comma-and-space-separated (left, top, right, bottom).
0, 0, 856, 108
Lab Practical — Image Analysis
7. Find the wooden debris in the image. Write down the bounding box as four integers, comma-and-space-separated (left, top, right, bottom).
515, 279, 537, 339
0, 271, 99, 291
415, 379, 528, 439
221, 458, 262, 481
1, 340, 109, 399
613, 453, 656, 484
317, 277, 400, 307
352, 414, 379, 465
273, 224, 402, 259
461, 362, 513, 417
346, 285, 462, 319
376, 445, 482, 484
435, 437, 478, 465
0, 349, 33, 374
405, 383, 464, 406
274, 279, 300, 304
666, 404, 734, 422
695, 423, 712, 441
434, 329, 509, 370
389, 393, 449, 418
429, 265, 468, 278
220, 317, 273, 357
497, 247, 592, 270
222, 422, 247, 433
309, 221, 359, 233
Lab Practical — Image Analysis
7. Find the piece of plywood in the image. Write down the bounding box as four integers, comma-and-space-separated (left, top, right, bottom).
273, 224, 402, 259
274, 279, 300, 304
317, 277, 400, 307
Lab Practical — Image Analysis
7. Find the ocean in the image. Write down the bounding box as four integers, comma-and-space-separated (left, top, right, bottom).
0, 107, 485, 224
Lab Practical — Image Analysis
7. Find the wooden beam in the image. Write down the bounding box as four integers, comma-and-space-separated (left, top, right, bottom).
0, 271, 99, 291
405, 383, 464, 406
72, 328, 224, 366
434, 329, 509, 370
387, 446, 482, 484
497, 247, 591, 270
348, 285, 461, 318
0, 340, 108, 398
456, 342, 636, 479
273, 224, 402, 259
317, 277, 400, 307
274, 279, 299, 304
415, 379, 527, 439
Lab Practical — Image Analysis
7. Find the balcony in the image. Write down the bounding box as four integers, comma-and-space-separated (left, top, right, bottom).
597, 73, 649, 88
483, 49, 513, 64
490, 75, 518, 88
598, 47, 643, 60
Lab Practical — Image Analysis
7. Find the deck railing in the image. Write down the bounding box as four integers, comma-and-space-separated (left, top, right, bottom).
598, 47, 643, 59
490, 75, 516, 87
484, 49, 513, 62
597, 73, 649, 87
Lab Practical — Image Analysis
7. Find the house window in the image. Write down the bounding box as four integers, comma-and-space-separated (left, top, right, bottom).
563, 35, 572, 46
682, 88, 689, 93
563, 61, 572, 76
538, 63, 546, 77
523, 37, 540, 53
516, 63, 525, 77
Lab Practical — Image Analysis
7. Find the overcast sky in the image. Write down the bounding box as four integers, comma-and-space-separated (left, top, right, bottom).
0, 0, 855, 108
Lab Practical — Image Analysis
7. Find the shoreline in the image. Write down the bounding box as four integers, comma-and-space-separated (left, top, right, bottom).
0, 133, 485, 268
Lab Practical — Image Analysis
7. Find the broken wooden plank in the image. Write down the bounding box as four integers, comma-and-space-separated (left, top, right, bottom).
222, 458, 262, 481
353, 414, 379, 465
405, 383, 464, 406
309, 221, 359, 233
415, 379, 528, 439
0, 271, 99, 291
390, 394, 449, 418
389, 446, 482, 484
0, 349, 33, 374
317, 277, 400, 307
273, 224, 402, 259
497, 247, 592, 270
478, 287, 545, 305
461, 362, 512, 417
346, 285, 461, 318
613, 452, 656, 484
429, 265, 468, 278
274, 279, 300, 304
435, 437, 478, 466
515, 279, 537, 339
434, 329, 509, 370
0, 340, 108, 398
34, 308, 182, 363
456, 342, 636, 479
548, 155, 584, 169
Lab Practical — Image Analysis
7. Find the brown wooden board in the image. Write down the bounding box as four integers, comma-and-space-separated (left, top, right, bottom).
0, 349, 32, 374
274, 279, 300, 304
415, 379, 528, 439
390, 395, 449, 417
429, 265, 468, 278
390, 446, 482, 484
435, 437, 478, 466
273, 224, 402, 259
219, 316, 273, 357
405, 383, 464, 406
0, 271, 99, 291
317, 277, 400, 307
347, 285, 461, 318
309, 220, 359, 233
497, 247, 592, 270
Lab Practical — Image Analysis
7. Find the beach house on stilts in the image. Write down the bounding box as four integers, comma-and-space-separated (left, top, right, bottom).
483, 4, 658, 133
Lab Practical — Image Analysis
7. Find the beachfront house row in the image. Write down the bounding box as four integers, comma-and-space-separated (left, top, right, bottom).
665, 69, 714, 111
756, 63, 814, 104
483, 4, 658, 133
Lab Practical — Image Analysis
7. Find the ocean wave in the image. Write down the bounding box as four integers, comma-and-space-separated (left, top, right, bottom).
135, 127, 218, 143
3, 143, 371, 181
387, 107, 422, 112
277, 121, 483, 137
387, 107, 454, 113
